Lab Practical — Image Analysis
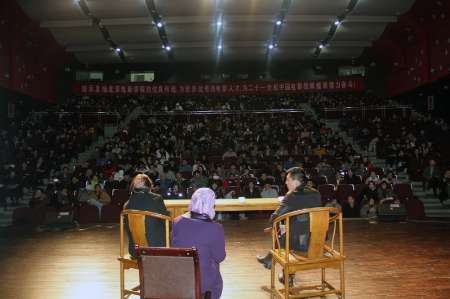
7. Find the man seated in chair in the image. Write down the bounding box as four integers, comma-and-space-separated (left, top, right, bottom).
124, 173, 170, 257
256, 167, 322, 285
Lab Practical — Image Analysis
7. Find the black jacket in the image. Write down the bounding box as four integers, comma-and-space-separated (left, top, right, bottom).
270, 186, 322, 251
124, 188, 169, 257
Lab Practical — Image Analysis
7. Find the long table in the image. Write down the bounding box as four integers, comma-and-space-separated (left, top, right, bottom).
164, 198, 281, 218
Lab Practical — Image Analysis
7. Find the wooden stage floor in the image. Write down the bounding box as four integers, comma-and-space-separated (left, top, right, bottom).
0, 219, 450, 299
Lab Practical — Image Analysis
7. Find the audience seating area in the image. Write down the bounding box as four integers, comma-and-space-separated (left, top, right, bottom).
2, 91, 448, 227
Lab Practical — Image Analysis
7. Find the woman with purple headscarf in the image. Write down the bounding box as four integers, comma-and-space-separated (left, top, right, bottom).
172, 188, 226, 299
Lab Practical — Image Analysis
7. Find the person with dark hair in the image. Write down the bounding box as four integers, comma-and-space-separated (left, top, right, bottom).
423, 159, 441, 197
88, 184, 111, 217
243, 181, 261, 198
124, 173, 169, 257
342, 169, 362, 185
342, 195, 360, 218
438, 169, 450, 204
256, 166, 322, 285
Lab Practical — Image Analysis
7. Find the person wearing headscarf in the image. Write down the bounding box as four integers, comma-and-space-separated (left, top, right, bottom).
172, 188, 226, 299
124, 173, 169, 257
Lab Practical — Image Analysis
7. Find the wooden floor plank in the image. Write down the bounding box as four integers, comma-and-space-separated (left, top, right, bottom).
0, 220, 449, 299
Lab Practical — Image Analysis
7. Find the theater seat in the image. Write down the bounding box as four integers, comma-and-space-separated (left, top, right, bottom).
112, 189, 129, 207
12, 207, 34, 226
101, 204, 121, 223
336, 184, 354, 204
393, 183, 414, 201
318, 184, 335, 203
353, 184, 368, 201
312, 175, 328, 186
76, 204, 100, 224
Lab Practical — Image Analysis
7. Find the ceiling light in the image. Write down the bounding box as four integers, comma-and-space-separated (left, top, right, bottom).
318, 44, 324, 49
115, 48, 121, 52
276, 20, 282, 26
334, 19, 341, 26
217, 20, 222, 26
156, 21, 163, 28
217, 44, 222, 50
165, 46, 171, 51
268, 44, 274, 50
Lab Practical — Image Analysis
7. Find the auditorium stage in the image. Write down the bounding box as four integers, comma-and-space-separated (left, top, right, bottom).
0, 219, 449, 299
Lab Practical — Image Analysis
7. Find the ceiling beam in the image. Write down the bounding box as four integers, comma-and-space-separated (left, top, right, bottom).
75, 0, 126, 62
40, 15, 398, 28
66, 41, 371, 52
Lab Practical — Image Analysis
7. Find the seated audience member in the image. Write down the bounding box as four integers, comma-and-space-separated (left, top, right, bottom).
165, 184, 185, 199
343, 169, 362, 185
258, 173, 271, 187
118, 172, 131, 189
210, 181, 224, 199
104, 174, 119, 193
439, 169, 450, 204
360, 198, 377, 218
191, 170, 209, 189
342, 195, 359, 218
157, 172, 173, 194
260, 183, 278, 198
225, 164, 240, 178
377, 181, 394, 201
364, 171, 380, 185
224, 189, 237, 199
222, 148, 237, 159
422, 159, 441, 197
360, 181, 379, 204
88, 184, 111, 217
243, 181, 261, 198
354, 163, 368, 178
179, 159, 193, 173
324, 198, 342, 210
123, 174, 169, 257
55, 187, 72, 209
383, 172, 397, 185
172, 188, 226, 299
29, 188, 49, 209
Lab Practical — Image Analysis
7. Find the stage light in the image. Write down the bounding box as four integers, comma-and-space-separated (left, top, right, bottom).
276, 20, 282, 26
218, 44, 222, 50
217, 20, 222, 26
318, 44, 324, 49
165, 45, 171, 51
268, 44, 274, 50
115, 48, 121, 52
334, 19, 341, 26
156, 21, 163, 28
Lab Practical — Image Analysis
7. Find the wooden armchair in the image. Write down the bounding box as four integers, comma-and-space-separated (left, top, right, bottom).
136, 247, 211, 299
264, 207, 345, 299
118, 209, 172, 299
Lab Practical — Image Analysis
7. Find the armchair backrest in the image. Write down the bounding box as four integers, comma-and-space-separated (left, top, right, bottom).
272, 207, 343, 260
136, 247, 201, 299
307, 209, 330, 258
120, 209, 172, 258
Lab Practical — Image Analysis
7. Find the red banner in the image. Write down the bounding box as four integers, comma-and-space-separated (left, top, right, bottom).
73, 78, 364, 96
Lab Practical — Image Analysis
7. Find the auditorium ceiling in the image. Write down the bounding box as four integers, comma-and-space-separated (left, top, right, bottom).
17, 0, 416, 64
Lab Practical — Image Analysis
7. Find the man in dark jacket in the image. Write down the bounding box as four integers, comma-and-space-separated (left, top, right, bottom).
257, 167, 322, 267
124, 174, 169, 257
